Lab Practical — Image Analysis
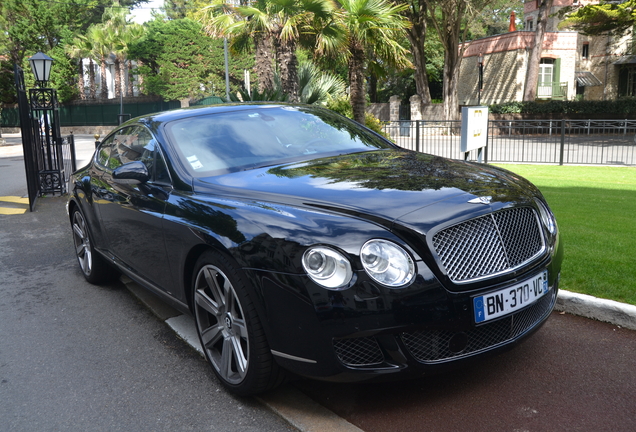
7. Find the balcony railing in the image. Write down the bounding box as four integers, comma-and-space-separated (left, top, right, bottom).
537, 82, 568, 100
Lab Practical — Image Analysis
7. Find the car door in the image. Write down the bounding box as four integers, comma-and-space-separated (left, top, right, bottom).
95, 125, 175, 292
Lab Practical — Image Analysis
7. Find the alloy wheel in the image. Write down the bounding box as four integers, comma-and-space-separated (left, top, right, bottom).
194, 264, 249, 385
72, 210, 92, 276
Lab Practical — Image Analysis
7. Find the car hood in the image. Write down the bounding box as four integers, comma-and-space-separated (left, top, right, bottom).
195, 150, 538, 230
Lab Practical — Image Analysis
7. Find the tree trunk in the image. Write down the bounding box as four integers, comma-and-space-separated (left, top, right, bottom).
441, 34, 463, 121
442, 57, 461, 121
276, 37, 299, 102
349, 41, 366, 125
89, 58, 96, 99
100, 59, 108, 99
368, 74, 378, 103
119, 60, 127, 97
136, 60, 144, 95
77, 59, 85, 100
114, 58, 122, 99
127, 60, 134, 97
405, 3, 432, 104
426, 0, 467, 121
255, 33, 275, 93
524, 0, 554, 101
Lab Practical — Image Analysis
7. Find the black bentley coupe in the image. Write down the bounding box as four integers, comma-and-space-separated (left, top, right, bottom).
67, 103, 563, 395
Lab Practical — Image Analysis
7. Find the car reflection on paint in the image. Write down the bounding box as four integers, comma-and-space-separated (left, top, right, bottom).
67, 103, 563, 396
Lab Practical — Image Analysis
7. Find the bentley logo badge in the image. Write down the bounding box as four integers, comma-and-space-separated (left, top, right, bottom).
468, 196, 492, 205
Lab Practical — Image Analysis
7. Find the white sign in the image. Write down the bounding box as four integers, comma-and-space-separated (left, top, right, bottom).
461, 106, 488, 153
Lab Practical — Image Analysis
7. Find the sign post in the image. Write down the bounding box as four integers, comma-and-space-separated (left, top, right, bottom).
461, 106, 488, 162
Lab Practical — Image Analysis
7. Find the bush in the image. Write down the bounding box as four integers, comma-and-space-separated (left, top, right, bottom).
489, 99, 636, 116
325, 96, 388, 137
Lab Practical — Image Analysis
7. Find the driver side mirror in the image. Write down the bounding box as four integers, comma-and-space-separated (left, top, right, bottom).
112, 161, 150, 184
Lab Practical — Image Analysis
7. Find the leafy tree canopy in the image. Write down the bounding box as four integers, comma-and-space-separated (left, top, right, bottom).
0, 0, 145, 104
558, 0, 636, 36
0, 0, 144, 63
129, 18, 253, 102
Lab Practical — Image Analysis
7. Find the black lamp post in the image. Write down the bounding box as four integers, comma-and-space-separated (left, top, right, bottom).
26, 52, 68, 195
478, 53, 484, 106
28, 52, 54, 87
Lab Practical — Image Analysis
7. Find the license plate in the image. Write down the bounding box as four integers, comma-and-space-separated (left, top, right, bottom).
473, 271, 549, 323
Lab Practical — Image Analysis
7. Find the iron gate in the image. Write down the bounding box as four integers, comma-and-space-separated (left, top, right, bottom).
14, 64, 76, 211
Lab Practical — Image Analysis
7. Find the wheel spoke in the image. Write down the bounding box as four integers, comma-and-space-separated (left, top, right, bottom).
72, 223, 84, 240
223, 278, 234, 311
220, 337, 235, 378
195, 289, 220, 317
82, 249, 92, 273
229, 334, 248, 378
203, 267, 226, 311
200, 323, 223, 349
232, 317, 248, 340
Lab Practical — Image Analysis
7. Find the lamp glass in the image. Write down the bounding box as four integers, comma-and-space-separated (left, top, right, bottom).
28, 52, 54, 84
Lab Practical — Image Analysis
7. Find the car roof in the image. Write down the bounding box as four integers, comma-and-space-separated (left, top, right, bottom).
132, 103, 312, 127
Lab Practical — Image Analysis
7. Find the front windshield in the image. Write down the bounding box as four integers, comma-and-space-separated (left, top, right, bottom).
164, 105, 393, 176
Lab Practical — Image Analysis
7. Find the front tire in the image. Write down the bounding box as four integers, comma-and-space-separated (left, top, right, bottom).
192, 250, 285, 396
71, 208, 113, 284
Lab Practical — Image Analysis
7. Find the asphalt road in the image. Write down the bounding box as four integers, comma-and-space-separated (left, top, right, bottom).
295, 311, 636, 432
0, 196, 297, 431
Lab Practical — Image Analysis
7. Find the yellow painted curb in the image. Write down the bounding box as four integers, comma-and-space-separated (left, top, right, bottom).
0, 196, 29, 204
0, 207, 27, 215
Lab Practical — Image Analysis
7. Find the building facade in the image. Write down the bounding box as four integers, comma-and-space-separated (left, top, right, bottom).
458, 0, 633, 105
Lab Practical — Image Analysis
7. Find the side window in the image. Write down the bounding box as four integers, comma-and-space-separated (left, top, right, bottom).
96, 134, 120, 169
111, 126, 145, 166
97, 125, 171, 184
153, 147, 171, 185
139, 136, 171, 185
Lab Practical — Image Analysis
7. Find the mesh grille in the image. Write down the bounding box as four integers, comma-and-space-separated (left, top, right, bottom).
401, 290, 555, 363
432, 207, 544, 283
333, 336, 384, 367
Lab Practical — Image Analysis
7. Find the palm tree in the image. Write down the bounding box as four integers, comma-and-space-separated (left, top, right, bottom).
88, 24, 113, 100
111, 23, 145, 98
199, 0, 337, 102
102, 2, 131, 99
297, 60, 346, 104
330, 0, 411, 124
198, 0, 276, 94
65, 34, 93, 100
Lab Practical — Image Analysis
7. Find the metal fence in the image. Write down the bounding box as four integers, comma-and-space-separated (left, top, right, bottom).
2, 96, 226, 128
383, 119, 636, 166
1, 100, 183, 127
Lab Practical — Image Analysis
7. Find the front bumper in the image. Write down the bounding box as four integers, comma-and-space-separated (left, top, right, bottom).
258, 261, 561, 382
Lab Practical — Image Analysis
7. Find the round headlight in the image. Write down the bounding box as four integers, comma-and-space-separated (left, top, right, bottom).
302, 246, 353, 290
534, 198, 557, 235
361, 240, 415, 288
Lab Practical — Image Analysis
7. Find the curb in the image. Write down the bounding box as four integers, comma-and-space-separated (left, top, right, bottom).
121, 277, 635, 432
121, 276, 363, 432
555, 289, 636, 330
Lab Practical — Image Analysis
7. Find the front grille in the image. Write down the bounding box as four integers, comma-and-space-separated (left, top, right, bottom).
432, 207, 544, 283
401, 290, 555, 363
333, 336, 384, 367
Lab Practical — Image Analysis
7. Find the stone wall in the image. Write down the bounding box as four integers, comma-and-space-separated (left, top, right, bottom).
459, 31, 582, 104
367, 103, 389, 121
458, 49, 527, 105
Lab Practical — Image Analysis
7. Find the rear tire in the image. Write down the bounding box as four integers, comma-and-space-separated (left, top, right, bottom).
192, 250, 285, 396
71, 208, 115, 284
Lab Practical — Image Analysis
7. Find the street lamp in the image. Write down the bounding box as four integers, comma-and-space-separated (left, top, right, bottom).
28, 52, 54, 87
478, 53, 484, 106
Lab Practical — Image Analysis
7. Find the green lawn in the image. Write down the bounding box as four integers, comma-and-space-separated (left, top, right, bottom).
493, 164, 636, 306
